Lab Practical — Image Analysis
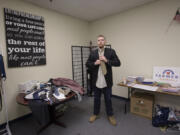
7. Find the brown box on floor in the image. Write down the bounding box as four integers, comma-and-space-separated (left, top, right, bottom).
130, 92, 154, 119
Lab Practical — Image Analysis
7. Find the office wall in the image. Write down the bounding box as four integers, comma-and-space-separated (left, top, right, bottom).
90, 0, 180, 108
0, 0, 89, 124
1, 0, 179, 125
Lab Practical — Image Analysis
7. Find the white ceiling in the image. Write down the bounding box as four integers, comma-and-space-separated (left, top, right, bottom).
24, 0, 156, 22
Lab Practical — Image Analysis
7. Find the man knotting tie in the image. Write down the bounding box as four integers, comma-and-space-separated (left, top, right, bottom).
86, 35, 121, 126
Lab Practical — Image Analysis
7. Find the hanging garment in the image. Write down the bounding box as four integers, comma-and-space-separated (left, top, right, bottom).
0, 55, 6, 79
29, 100, 50, 126
0, 80, 2, 111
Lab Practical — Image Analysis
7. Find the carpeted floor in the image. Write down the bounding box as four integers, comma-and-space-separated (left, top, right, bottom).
9, 96, 180, 135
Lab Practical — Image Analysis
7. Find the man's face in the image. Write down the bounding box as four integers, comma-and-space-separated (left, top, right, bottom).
97, 37, 106, 48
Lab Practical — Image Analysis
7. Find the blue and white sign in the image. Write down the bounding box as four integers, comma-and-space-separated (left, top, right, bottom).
153, 66, 180, 84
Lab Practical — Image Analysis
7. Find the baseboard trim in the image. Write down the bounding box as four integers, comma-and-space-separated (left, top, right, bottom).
112, 94, 128, 101
0, 113, 32, 129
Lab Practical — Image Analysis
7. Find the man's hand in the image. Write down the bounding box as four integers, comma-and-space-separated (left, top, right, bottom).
99, 56, 108, 63
94, 60, 101, 65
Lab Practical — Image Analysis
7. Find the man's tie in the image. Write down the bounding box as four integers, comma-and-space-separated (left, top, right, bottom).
99, 49, 107, 75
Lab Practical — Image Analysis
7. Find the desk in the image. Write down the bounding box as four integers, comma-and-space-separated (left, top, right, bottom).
118, 82, 180, 113
118, 82, 180, 97
16, 92, 76, 134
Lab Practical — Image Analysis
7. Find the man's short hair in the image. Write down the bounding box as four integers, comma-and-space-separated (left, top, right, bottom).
97, 35, 106, 40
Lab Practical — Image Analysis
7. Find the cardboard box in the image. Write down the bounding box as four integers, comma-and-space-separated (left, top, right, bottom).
130, 92, 154, 119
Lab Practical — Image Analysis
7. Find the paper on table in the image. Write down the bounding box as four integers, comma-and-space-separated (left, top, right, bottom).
133, 84, 158, 91
126, 82, 135, 87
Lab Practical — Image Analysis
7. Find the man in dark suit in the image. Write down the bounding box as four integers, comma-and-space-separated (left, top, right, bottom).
86, 35, 121, 126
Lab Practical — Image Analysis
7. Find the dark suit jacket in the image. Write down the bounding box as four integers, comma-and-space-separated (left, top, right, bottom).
86, 48, 121, 88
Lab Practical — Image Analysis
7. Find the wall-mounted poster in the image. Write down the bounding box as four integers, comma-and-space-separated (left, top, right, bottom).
4, 8, 46, 67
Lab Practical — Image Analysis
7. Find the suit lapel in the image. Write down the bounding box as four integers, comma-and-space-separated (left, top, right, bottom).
104, 48, 108, 58
95, 49, 99, 59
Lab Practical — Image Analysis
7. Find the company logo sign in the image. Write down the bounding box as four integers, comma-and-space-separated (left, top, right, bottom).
153, 67, 180, 83
155, 69, 179, 81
